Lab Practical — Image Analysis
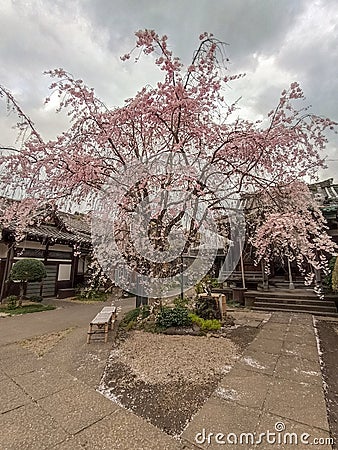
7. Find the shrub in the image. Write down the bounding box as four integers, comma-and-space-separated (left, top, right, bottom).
156, 306, 192, 328
29, 295, 43, 303
120, 308, 141, 327
323, 256, 337, 290
173, 297, 190, 308
332, 257, 338, 292
10, 259, 46, 282
141, 305, 151, 319
76, 289, 108, 301
10, 259, 46, 306
5, 295, 18, 310
189, 313, 221, 332
195, 275, 219, 295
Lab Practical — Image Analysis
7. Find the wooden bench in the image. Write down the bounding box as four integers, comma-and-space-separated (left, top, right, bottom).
87, 305, 117, 344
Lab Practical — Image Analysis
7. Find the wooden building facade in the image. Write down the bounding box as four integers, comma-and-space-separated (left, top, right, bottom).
0, 209, 92, 301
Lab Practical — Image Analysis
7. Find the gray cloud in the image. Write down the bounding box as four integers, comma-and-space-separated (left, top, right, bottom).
0, 0, 337, 179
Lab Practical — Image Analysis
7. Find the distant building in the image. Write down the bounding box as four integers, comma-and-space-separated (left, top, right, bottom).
309, 178, 338, 245
0, 203, 91, 301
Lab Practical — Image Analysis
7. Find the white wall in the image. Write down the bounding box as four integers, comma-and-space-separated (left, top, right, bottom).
57, 264, 72, 281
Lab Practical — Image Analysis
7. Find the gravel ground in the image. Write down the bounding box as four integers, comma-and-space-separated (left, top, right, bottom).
100, 326, 258, 436
18, 328, 75, 357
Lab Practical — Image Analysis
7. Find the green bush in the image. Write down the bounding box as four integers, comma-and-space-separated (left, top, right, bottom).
323, 256, 337, 290
156, 307, 192, 328
195, 275, 219, 295
173, 297, 190, 308
120, 308, 141, 326
332, 257, 338, 292
141, 305, 151, 319
5, 295, 18, 310
189, 313, 221, 331
29, 295, 43, 303
10, 259, 46, 283
76, 289, 108, 302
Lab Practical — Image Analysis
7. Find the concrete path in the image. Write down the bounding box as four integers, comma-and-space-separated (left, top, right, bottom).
182, 313, 333, 449
0, 302, 333, 449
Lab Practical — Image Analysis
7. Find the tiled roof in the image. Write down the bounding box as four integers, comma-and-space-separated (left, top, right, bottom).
0, 198, 92, 246
26, 224, 91, 245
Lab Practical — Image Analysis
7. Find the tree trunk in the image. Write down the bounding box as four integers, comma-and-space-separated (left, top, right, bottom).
18, 281, 24, 307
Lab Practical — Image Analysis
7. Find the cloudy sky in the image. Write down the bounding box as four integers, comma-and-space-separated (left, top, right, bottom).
0, 0, 337, 181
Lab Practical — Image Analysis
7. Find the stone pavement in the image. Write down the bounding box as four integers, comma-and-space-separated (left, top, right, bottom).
182, 313, 333, 449
0, 301, 333, 449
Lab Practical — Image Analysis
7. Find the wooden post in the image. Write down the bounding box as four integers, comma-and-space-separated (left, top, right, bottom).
239, 240, 246, 289
87, 324, 92, 344
218, 294, 227, 320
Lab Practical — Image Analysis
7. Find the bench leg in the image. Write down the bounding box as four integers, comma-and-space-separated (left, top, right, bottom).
87, 324, 93, 344
104, 322, 109, 343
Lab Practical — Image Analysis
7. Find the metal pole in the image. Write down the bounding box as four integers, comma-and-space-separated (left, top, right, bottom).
287, 257, 295, 290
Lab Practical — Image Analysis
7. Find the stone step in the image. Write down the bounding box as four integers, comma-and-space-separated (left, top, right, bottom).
252, 306, 338, 317
253, 300, 337, 313
255, 297, 336, 307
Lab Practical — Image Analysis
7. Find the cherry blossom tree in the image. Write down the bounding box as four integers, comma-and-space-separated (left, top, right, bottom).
0, 30, 337, 297
248, 182, 337, 287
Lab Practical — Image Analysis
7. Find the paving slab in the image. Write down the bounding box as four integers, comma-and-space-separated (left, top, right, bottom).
0, 367, 7, 381
54, 407, 181, 450
274, 355, 321, 385
182, 397, 260, 449
281, 340, 320, 361
285, 325, 317, 344
2, 349, 53, 376
0, 403, 67, 450
13, 365, 79, 400
248, 337, 284, 355
255, 411, 333, 450
0, 377, 32, 413
236, 350, 279, 376
290, 314, 313, 326
215, 367, 272, 409
261, 322, 288, 332
264, 378, 329, 431
267, 313, 292, 324
0, 343, 31, 361
38, 383, 118, 434
255, 327, 287, 341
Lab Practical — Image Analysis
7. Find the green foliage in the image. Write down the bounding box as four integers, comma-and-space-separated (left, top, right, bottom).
332, 257, 338, 292
194, 296, 221, 320
10, 259, 46, 282
141, 305, 151, 319
29, 295, 43, 303
120, 308, 141, 327
195, 275, 219, 295
323, 256, 337, 289
5, 295, 18, 310
7, 304, 55, 315
173, 297, 190, 308
76, 289, 108, 302
189, 313, 221, 331
156, 306, 192, 328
